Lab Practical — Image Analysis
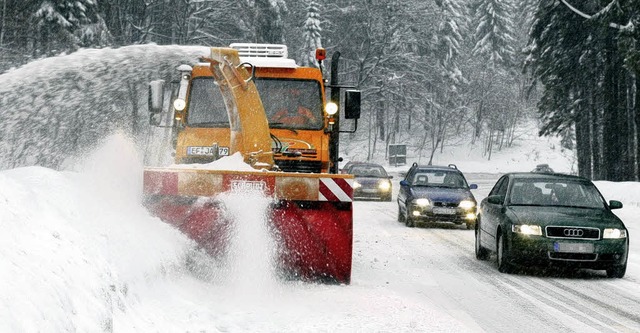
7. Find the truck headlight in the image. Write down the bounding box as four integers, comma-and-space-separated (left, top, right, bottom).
458, 200, 475, 209
325, 102, 338, 116
414, 198, 430, 207
378, 180, 391, 191
603, 228, 627, 239
512, 224, 542, 236
353, 181, 361, 189
173, 98, 186, 111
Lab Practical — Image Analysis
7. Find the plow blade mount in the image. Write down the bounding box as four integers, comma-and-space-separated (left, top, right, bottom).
143, 168, 354, 284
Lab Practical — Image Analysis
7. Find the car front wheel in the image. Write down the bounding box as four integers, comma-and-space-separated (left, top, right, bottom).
475, 222, 489, 260
497, 232, 513, 273
405, 208, 415, 228
606, 264, 627, 278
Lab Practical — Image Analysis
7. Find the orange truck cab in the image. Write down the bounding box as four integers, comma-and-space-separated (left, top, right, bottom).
150, 43, 360, 173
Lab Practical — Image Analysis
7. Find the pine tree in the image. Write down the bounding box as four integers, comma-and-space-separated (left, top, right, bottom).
300, 1, 322, 67
470, 0, 516, 67
32, 0, 101, 56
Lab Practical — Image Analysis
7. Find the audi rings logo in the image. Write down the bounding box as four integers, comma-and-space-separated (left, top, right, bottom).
563, 228, 584, 237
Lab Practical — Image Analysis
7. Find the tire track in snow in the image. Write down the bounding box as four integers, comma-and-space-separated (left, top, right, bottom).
428, 227, 640, 332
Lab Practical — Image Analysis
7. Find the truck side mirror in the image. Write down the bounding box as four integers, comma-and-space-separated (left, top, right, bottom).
148, 80, 165, 114
344, 90, 361, 119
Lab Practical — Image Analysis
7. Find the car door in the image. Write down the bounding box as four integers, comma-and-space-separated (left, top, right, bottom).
480, 175, 510, 251
397, 167, 418, 215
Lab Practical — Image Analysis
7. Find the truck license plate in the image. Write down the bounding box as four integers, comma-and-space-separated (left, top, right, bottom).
218, 146, 229, 156
187, 146, 229, 156
554, 242, 594, 253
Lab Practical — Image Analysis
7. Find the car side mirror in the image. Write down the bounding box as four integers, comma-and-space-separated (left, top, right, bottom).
469, 184, 478, 190
487, 195, 504, 205
609, 200, 623, 209
400, 180, 408, 186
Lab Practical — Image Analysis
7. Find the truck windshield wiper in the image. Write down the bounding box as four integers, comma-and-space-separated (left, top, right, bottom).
269, 122, 298, 134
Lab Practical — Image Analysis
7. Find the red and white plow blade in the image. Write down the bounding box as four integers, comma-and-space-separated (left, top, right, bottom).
142, 168, 354, 284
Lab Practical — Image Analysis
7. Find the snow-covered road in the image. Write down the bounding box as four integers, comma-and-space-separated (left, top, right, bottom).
352, 172, 640, 332
3, 162, 639, 332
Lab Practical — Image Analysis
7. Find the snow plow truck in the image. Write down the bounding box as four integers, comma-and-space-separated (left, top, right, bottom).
143, 44, 361, 283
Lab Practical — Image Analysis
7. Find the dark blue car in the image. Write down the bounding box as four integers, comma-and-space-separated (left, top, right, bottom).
397, 163, 478, 229
345, 162, 393, 201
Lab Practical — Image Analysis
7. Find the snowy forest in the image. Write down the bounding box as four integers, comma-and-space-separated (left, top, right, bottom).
0, 0, 638, 181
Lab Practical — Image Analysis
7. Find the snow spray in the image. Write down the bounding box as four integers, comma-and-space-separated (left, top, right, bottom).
217, 190, 281, 299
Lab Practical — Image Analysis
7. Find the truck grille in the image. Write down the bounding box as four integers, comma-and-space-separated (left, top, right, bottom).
546, 226, 600, 240
275, 160, 322, 173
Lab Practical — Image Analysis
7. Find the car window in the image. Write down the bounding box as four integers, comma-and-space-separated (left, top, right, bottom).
350, 165, 387, 177
508, 179, 605, 208
410, 170, 468, 188
489, 176, 509, 196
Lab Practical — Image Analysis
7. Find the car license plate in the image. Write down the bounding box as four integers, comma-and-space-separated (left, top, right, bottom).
363, 189, 378, 193
187, 146, 229, 156
554, 242, 594, 253
432, 207, 456, 215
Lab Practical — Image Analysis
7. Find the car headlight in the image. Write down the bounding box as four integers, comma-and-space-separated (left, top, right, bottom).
512, 224, 542, 236
603, 228, 627, 239
458, 200, 475, 209
378, 180, 391, 191
353, 181, 361, 189
414, 198, 430, 207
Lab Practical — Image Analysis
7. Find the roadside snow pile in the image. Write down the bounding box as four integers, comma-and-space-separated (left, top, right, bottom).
0, 134, 196, 332
596, 181, 640, 207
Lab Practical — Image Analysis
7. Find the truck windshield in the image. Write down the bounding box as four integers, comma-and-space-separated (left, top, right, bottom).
255, 78, 324, 130
186, 77, 324, 130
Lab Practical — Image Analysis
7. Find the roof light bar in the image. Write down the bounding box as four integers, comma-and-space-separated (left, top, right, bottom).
230, 43, 288, 58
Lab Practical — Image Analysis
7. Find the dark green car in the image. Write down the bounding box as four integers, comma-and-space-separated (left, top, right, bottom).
476, 172, 629, 278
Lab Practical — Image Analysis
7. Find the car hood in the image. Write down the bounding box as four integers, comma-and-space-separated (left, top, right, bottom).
507, 206, 624, 228
410, 187, 474, 203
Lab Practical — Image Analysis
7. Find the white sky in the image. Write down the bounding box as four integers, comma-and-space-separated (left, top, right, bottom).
1, 126, 638, 332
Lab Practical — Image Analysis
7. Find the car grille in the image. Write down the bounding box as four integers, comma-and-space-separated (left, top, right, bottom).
432, 201, 458, 208
548, 252, 598, 261
545, 226, 600, 240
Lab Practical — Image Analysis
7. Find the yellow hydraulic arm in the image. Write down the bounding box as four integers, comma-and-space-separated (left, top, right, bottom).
201, 47, 274, 169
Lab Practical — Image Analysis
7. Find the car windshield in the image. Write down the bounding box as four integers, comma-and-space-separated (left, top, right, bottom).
350, 165, 387, 177
410, 170, 468, 188
509, 179, 605, 209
